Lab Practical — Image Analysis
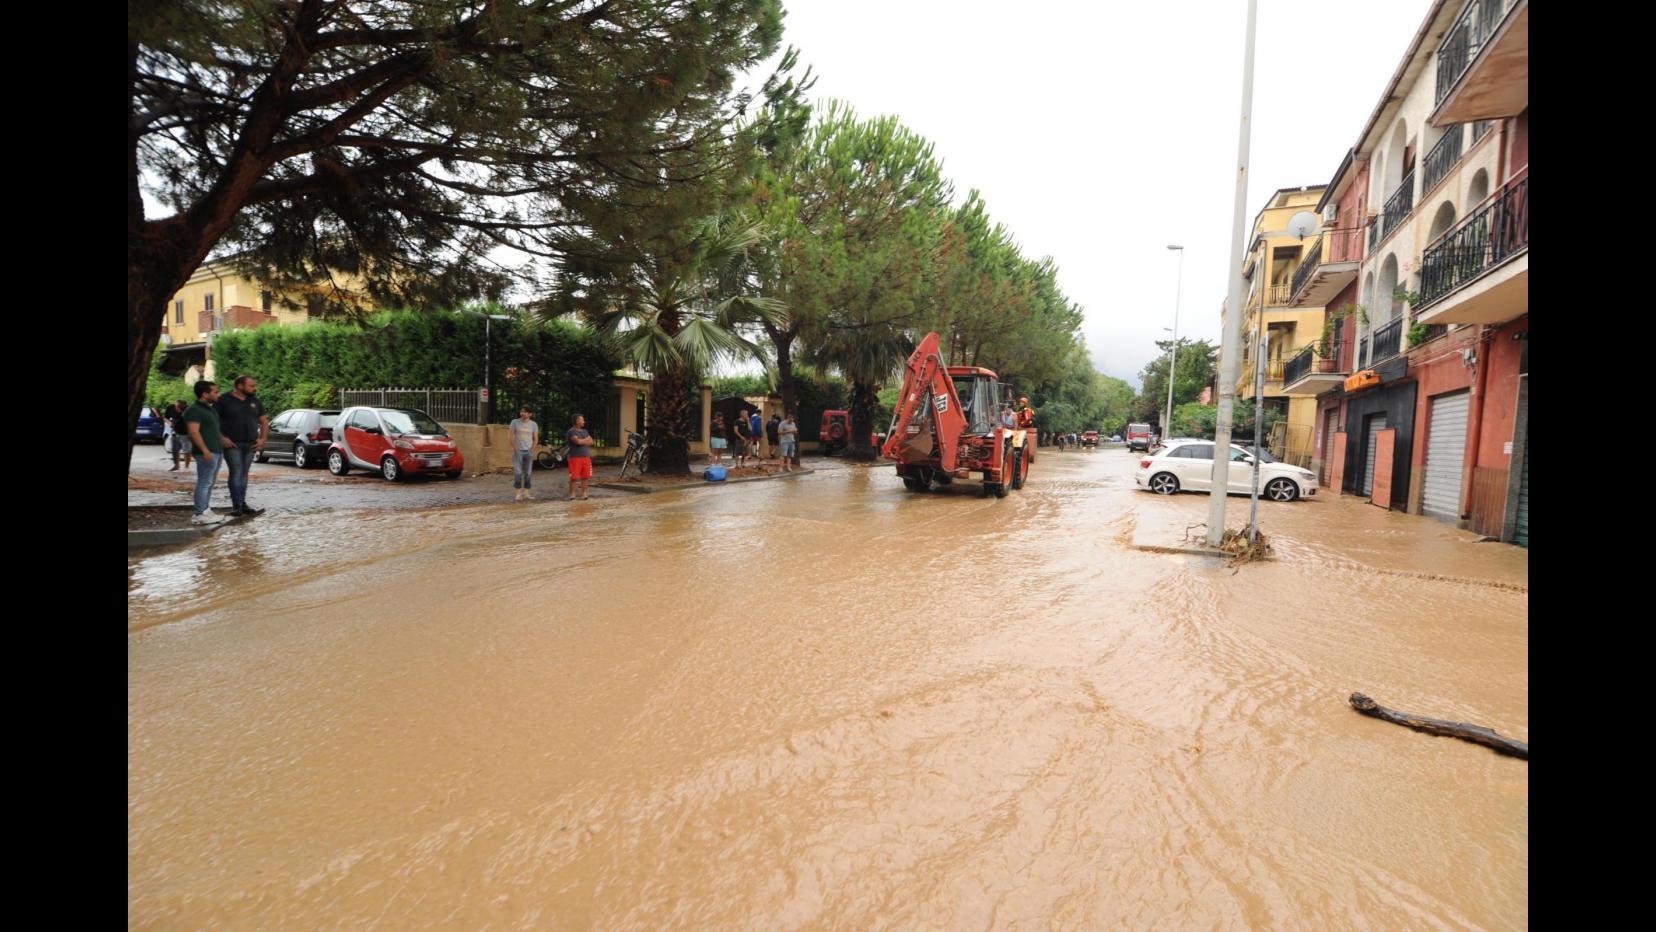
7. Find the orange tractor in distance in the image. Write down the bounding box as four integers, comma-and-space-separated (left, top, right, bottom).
881, 332, 1033, 498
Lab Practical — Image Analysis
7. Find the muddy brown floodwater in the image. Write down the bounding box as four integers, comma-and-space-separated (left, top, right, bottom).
129, 449, 1527, 928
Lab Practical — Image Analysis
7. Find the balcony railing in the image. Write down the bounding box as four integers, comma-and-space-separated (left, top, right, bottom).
1283, 329, 1349, 386
1471, 120, 1493, 144
1418, 170, 1529, 307
1358, 335, 1370, 366
1421, 126, 1465, 195
1436, 0, 1512, 105
1380, 169, 1415, 241
1290, 236, 1323, 298
1266, 283, 1292, 306
1371, 318, 1404, 364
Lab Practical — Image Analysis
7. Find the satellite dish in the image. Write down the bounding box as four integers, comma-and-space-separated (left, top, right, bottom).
1285, 210, 1319, 239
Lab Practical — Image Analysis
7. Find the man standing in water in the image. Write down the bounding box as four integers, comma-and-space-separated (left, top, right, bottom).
566, 413, 595, 500
509, 406, 539, 502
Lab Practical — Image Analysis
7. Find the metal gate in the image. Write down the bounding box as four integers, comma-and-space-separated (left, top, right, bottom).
1319, 408, 1338, 487
1362, 414, 1387, 496
1514, 436, 1528, 547
1421, 391, 1470, 520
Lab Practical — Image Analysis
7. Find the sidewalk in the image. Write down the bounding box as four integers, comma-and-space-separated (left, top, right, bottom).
127, 444, 823, 514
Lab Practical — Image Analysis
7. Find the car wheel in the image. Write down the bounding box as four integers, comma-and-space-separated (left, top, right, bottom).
444, 471, 462, 480
381, 456, 402, 482
255, 451, 269, 463
293, 442, 309, 469
1266, 477, 1300, 502
327, 449, 349, 476
1149, 472, 1180, 495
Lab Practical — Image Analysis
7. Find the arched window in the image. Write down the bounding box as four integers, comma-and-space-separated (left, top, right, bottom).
1429, 201, 1458, 242
1468, 169, 1490, 206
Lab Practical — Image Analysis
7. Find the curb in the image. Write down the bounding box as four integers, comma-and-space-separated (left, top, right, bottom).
128, 505, 241, 548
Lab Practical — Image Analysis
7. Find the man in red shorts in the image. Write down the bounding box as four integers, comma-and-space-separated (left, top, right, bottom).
566, 413, 595, 500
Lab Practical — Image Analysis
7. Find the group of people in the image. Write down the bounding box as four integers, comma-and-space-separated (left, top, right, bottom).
508, 408, 594, 502
710, 408, 800, 472
171, 376, 271, 525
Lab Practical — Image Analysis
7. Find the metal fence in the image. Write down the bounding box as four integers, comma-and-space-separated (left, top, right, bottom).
338, 388, 481, 425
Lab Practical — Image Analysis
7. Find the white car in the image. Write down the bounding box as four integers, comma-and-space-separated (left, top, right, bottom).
1135, 440, 1317, 502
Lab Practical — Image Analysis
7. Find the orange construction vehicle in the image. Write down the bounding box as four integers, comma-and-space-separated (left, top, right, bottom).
880, 331, 1034, 498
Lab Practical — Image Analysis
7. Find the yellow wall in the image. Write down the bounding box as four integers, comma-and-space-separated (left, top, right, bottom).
162, 259, 374, 345
1234, 188, 1331, 402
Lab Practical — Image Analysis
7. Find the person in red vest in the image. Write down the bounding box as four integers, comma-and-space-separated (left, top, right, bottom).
1016, 396, 1036, 429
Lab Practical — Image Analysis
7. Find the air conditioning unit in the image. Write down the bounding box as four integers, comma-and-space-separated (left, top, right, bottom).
1322, 204, 1339, 224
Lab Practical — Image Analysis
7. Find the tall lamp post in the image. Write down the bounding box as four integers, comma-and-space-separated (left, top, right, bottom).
461, 310, 512, 424
1164, 244, 1185, 441
1207, 0, 1259, 548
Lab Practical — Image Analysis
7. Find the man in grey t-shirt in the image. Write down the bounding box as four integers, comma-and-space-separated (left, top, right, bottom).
509, 406, 540, 501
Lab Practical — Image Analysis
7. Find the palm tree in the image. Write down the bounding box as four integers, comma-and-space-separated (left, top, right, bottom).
580, 215, 783, 475
805, 317, 911, 461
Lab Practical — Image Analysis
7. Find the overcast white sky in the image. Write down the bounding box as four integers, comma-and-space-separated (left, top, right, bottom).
769, 0, 1432, 388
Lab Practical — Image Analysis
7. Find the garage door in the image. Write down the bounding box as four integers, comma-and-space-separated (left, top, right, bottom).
1362, 414, 1387, 496
1422, 391, 1470, 520
1513, 437, 1528, 547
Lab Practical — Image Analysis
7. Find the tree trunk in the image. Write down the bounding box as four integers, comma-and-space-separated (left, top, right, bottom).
773, 331, 797, 416
647, 364, 693, 476
847, 378, 879, 461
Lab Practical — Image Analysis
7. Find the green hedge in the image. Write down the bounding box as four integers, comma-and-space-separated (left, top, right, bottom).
209, 311, 620, 424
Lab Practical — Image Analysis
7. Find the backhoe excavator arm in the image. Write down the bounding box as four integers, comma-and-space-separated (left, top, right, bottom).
881, 332, 968, 471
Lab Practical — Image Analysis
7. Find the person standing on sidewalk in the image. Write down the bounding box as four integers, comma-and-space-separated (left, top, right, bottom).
509, 406, 540, 502
766, 412, 781, 461
214, 375, 269, 517
167, 399, 193, 471
749, 409, 765, 462
734, 409, 751, 468
184, 381, 225, 525
566, 413, 595, 500
779, 412, 799, 472
710, 413, 727, 464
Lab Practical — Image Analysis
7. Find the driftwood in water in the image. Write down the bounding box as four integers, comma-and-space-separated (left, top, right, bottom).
1349, 693, 1528, 760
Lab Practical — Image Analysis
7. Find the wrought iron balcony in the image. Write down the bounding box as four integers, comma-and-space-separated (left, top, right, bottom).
1290, 236, 1323, 299
1380, 170, 1415, 241
1421, 126, 1465, 195
1370, 318, 1404, 364
1436, 0, 1512, 105
1418, 169, 1528, 308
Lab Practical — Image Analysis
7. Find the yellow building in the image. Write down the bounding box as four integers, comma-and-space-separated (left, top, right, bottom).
160, 256, 377, 379
1227, 185, 1330, 468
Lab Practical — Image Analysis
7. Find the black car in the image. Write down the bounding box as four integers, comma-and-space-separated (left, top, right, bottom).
258, 408, 342, 469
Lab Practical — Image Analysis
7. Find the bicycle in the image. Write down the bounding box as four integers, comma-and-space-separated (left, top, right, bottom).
617, 430, 650, 479
534, 442, 570, 470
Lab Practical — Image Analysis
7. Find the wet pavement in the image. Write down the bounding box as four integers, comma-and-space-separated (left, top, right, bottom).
128, 445, 1528, 928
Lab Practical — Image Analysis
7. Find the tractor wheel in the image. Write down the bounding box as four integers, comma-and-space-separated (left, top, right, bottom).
1010, 446, 1026, 490
986, 481, 1008, 499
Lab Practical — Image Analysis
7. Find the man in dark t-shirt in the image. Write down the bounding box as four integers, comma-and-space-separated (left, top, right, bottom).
214, 374, 269, 516
566, 413, 595, 501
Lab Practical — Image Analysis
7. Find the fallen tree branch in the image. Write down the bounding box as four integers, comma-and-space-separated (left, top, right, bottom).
1349, 692, 1528, 760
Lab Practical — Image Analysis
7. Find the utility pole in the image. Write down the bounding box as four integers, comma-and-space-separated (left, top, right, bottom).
1164, 245, 1185, 441
1207, 0, 1259, 548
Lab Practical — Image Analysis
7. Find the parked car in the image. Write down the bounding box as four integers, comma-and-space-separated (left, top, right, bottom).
1135, 440, 1316, 502
1124, 422, 1153, 452
327, 406, 464, 481
133, 406, 166, 444
1081, 430, 1099, 448
257, 408, 341, 469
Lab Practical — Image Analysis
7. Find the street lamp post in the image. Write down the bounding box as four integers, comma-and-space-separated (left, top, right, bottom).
1164, 245, 1185, 442
461, 310, 512, 425
1207, 0, 1259, 549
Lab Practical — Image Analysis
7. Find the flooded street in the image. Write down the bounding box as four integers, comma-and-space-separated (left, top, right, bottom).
128, 449, 1527, 928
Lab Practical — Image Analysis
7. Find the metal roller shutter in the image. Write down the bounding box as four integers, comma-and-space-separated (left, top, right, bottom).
1362, 414, 1386, 496
1422, 391, 1470, 520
